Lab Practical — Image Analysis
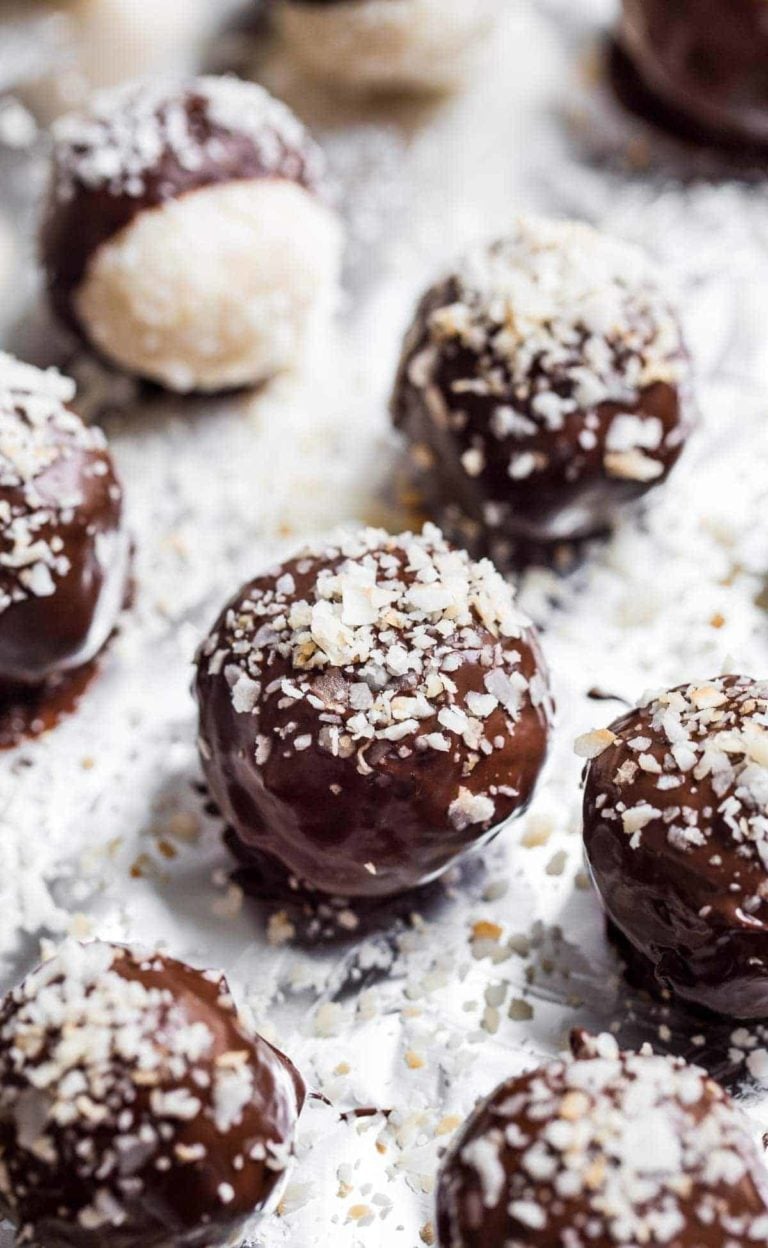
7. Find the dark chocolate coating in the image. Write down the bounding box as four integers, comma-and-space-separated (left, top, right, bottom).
437, 1030, 768, 1248
41, 78, 326, 340
618, 0, 768, 151
0, 942, 304, 1248
392, 230, 692, 564
195, 529, 552, 900
0, 659, 100, 751
0, 368, 127, 688
583, 675, 768, 1020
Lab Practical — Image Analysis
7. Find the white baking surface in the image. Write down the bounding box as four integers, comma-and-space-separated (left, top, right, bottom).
1, 3, 768, 1246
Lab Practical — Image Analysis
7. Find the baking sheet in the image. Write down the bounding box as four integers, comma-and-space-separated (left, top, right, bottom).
1, 3, 768, 1245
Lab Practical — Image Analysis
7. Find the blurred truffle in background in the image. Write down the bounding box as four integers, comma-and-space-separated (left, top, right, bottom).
271, 0, 498, 95
614, 0, 768, 152
2, 0, 215, 121
392, 216, 693, 568
41, 75, 343, 394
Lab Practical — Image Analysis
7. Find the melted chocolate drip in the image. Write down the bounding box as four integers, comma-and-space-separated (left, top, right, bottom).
0, 660, 99, 750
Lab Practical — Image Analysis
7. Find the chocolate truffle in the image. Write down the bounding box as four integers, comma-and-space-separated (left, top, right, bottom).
195, 524, 552, 900
0, 352, 128, 688
0, 940, 305, 1248
272, 0, 496, 94
617, 0, 768, 152
437, 1030, 768, 1248
392, 217, 692, 564
41, 76, 342, 394
581, 675, 768, 1019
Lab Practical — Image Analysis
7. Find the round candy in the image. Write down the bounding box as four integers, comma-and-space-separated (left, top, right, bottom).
0, 940, 304, 1248
272, 0, 496, 94
617, 0, 768, 151
195, 525, 552, 900
437, 1030, 768, 1247
0, 352, 128, 688
581, 675, 768, 1019
392, 216, 692, 564
41, 76, 342, 394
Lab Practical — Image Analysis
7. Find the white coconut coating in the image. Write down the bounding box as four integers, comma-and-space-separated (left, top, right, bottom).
74, 179, 343, 394
274, 0, 497, 93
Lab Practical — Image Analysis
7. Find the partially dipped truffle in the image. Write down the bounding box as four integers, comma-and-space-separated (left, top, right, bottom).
437, 1030, 768, 1247
41, 76, 342, 393
616, 0, 768, 151
272, 0, 497, 94
581, 675, 768, 1019
0, 940, 304, 1248
393, 217, 692, 565
0, 352, 128, 689
195, 525, 552, 900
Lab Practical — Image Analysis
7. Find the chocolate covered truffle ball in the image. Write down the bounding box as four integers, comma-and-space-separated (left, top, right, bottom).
41, 76, 342, 393
617, 0, 768, 151
437, 1030, 768, 1248
273, 0, 496, 94
393, 217, 692, 564
0, 352, 128, 689
195, 524, 552, 900
0, 940, 304, 1248
581, 675, 768, 1019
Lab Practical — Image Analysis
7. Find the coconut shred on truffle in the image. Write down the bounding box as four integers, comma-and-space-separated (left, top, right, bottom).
272, 0, 497, 95
580, 675, 768, 1019
41, 76, 342, 393
195, 525, 552, 900
0, 940, 304, 1248
392, 216, 692, 565
615, 0, 768, 152
437, 1030, 768, 1248
0, 351, 128, 691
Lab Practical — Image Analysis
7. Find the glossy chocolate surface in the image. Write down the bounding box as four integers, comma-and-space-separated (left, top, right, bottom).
195, 526, 552, 900
392, 219, 691, 565
41, 76, 327, 338
618, 0, 768, 151
0, 941, 304, 1248
0, 353, 127, 690
437, 1030, 768, 1247
582, 675, 768, 1019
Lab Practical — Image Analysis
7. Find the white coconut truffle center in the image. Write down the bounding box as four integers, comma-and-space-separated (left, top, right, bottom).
75, 179, 343, 393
